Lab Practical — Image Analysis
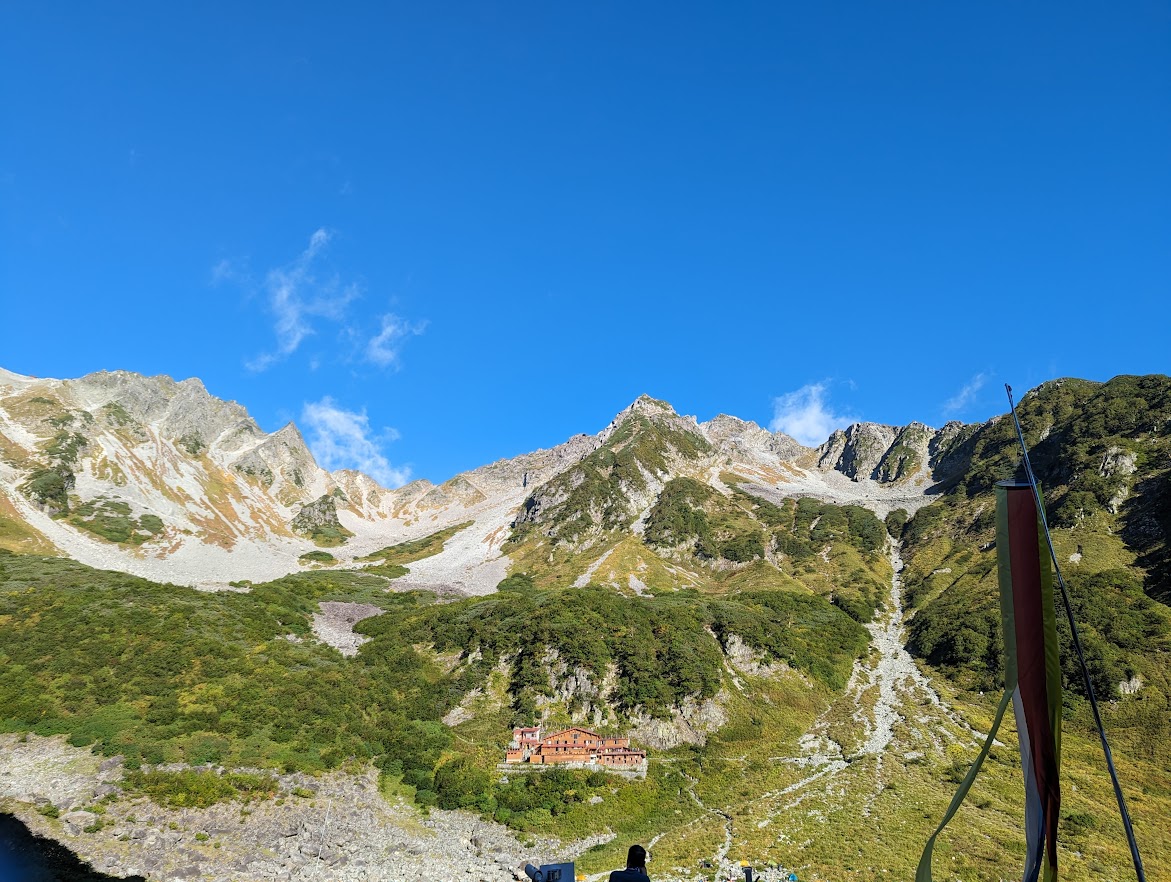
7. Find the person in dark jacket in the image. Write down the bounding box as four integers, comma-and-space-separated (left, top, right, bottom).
609, 845, 650, 881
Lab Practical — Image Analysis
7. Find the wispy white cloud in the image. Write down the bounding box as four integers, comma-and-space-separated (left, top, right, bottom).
210, 259, 233, 285
227, 229, 426, 372
365, 313, 428, 368
769, 382, 857, 446
301, 397, 410, 488
246, 229, 359, 372
942, 372, 988, 416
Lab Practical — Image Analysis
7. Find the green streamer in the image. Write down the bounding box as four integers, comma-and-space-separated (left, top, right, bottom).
915, 689, 1013, 882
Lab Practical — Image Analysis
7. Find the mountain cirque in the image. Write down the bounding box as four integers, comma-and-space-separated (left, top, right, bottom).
3, 368, 1170, 881
0, 367, 960, 593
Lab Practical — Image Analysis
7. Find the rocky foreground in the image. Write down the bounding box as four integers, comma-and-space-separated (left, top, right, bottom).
0, 734, 612, 882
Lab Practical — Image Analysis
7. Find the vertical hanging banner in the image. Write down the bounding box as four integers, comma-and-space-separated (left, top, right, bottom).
1001, 481, 1063, 882
918, 481, 1062, 882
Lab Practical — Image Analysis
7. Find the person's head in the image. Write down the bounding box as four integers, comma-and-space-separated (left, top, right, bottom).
626, 845, 647, 869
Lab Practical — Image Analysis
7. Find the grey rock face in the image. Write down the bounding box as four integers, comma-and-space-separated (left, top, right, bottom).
815, 420, 965, 486
818, 423, 899, 482
291, 494, 343, 535
232, 422, 320, 500
70, 370, 261, 451
873, 423, 934, 484
627, 693, 728, 749
702, 414, 807, 464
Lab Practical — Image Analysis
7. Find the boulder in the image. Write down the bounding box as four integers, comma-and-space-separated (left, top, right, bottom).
60, 810, 97, 835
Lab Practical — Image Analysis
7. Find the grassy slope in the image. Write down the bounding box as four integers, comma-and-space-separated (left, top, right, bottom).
902, 376, 1171, 698
890, 375, 1171, 880
508, 444, 891, 621
356, 520, 474, 578
359, 521, 476, 567
0, 497, 56, 555
0, 547, 873, 867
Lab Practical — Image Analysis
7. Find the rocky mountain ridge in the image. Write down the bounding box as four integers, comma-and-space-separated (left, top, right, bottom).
4, 368, 964, 591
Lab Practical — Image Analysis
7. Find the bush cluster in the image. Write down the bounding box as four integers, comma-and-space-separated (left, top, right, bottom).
124, 769, 278, 808
68, 498, 165, 545
433, 761, 607, 828
373, 578, 867, 719
19, 467, 74, 513
907, 566, 1167, 699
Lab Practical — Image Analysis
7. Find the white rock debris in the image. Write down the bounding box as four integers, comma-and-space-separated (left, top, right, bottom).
310, 601, 384, 656
0, 734, 606, 882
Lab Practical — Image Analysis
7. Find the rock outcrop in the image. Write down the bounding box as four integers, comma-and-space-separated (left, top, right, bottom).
702, 414, 807, 465
291, 494, 345, 537
815, 420, 967, 486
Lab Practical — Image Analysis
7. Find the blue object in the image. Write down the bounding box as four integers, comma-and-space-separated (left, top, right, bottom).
525, 862, 575, 882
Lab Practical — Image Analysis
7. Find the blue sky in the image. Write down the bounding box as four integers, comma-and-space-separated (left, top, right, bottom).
3, 3, 1168, 486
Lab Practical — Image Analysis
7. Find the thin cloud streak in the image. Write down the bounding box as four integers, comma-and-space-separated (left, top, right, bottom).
943, 372, 988, 416
246, 228, 358, 372
365, 313, 428, 368
210, 258, 236, 285
301, 397, 410, 489
769, 382, 857, 447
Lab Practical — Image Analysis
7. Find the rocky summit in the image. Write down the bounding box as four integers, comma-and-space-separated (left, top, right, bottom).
1, 368, 1170, 882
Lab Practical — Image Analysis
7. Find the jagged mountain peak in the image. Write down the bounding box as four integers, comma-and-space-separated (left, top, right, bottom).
701, 412, 803, 444
703, 412, 756, 429
71, 367, 210, 403
702, 414, 808, 465
64, 369, 261, 450
815, 419, 958, 486
0, 368, 366, 582
598, 394, 705, 442
600, 394, 679, 431
268, 421, 308, 446
701, 413, 766, 439
627, 393, 676, 414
